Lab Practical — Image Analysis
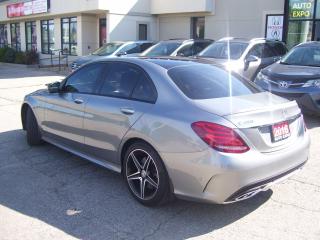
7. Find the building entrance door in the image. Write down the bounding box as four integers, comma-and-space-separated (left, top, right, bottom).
99, 18, 107, 47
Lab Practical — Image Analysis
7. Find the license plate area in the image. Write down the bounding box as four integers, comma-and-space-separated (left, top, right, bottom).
271, 121, 291, 143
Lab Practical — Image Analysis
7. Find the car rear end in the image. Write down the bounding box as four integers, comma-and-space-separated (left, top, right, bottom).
162, 63, 310, 204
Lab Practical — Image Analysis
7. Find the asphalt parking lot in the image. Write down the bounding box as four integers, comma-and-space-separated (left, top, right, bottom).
0, 64, 319, 240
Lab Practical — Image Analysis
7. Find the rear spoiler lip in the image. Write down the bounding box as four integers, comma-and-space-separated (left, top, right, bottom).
221, 100, 299, 117
223, 101, 301, 129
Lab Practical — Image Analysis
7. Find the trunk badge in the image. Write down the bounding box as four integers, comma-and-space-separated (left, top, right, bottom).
282, 109, 288, 118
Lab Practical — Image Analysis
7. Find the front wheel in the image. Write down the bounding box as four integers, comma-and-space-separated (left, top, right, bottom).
124, 142, 172, 206
26, 108, 43, 146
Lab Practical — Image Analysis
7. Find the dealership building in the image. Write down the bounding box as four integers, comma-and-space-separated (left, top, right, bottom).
0, 0, 319, 59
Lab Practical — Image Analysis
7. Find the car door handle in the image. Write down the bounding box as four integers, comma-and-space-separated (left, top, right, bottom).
120, 107, 135, 115
74, 99, 84, 104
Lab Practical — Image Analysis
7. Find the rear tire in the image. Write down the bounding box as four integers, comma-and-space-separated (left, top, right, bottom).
124, 141, 172, 206
26, 108, 43, 146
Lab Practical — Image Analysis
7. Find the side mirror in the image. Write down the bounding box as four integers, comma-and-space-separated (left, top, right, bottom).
244, 55, 259, 70
116, 51, 127, 57
245, 55, 259, 63
176, 52, 185, 57
47, 81, 61, 93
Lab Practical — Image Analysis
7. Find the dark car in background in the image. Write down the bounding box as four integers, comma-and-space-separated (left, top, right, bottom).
70, 41, 154, 71
141, 39, 213, 57
198, 37, 288, 80
255, 42, 320, 115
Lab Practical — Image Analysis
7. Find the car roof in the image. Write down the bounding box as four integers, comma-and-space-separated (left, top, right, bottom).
142, 57, 221, 70
91, 56, 220, 70
158, 39, 214, 44
104, 41, 154, 45
122, 40, 154, 44
217, 37, 284, 44
296, 41, 320, 48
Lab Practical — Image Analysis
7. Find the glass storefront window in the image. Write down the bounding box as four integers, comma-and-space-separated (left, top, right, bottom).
287, 21, 313, 48
61, 17, 77, 55
25, 21, 37, 52
286, 0, 320, 48
0, 24, 8, 48
314, 21, 320, 41
41, 20, 55, 54
289, 0, 315, 20
10, 23, 21, 51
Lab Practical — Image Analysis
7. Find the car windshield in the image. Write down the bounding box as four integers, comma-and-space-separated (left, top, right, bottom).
91, 43, 124, 56
168, 64, 260, 100
280, 46, 320, 67
141, 42, 182, 57
199, 42, 249, 60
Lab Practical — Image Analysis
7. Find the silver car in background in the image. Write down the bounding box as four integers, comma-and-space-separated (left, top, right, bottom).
198, 37, 288, 81
141, 39, 213, 57
70, 41, 154, 71
21, 58, 310, 206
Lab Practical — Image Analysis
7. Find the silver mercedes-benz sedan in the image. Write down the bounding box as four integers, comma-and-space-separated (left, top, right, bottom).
21, 57, 310, 206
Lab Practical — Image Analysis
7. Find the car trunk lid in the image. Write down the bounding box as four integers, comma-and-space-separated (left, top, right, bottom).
194, 92, 303, 152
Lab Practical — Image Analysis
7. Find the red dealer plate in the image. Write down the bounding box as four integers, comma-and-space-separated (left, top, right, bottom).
271, 121, 291, 142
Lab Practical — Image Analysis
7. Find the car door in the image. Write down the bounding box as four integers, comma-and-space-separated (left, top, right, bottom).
248, 43, 286, 80
42, 63, 104, 150
243, 44, 264, 80
82, 62, 157, 163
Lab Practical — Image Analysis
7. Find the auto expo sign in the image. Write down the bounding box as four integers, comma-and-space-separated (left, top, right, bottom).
7, 0, 48, 18
289, 0, 314, 19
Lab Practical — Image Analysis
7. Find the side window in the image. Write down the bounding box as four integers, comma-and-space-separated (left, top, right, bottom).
247, 44, 264, 59
64, 63, 103, 93
261, 44, 277, 58
177, 44, 193, 56
121, 43, 140, 54
267, 42, 288, 56
140, 43, 153, 52
99, 63, 142, 98
132, 75, 157, 103
193, 42, 211, 55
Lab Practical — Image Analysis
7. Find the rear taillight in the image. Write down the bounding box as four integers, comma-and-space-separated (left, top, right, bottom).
191, 121, 250, 154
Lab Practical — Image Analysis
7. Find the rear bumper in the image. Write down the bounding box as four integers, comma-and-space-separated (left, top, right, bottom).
161, 131, 310, 204
224, 161, 306, 203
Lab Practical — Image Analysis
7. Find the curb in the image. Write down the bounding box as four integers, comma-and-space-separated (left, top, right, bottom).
0, 62, 37, 68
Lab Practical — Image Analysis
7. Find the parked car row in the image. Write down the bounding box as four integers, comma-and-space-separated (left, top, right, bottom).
22, 37, 315, 206
70, 38, 319, 115
70, 39, 214, 71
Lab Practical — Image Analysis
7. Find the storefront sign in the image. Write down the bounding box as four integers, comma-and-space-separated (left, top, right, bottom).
265, 15, 284, 41
289, 0, 314, 19
7, 0, 48, 18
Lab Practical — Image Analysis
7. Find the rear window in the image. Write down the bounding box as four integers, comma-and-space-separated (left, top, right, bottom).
168, 64, 260, 100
